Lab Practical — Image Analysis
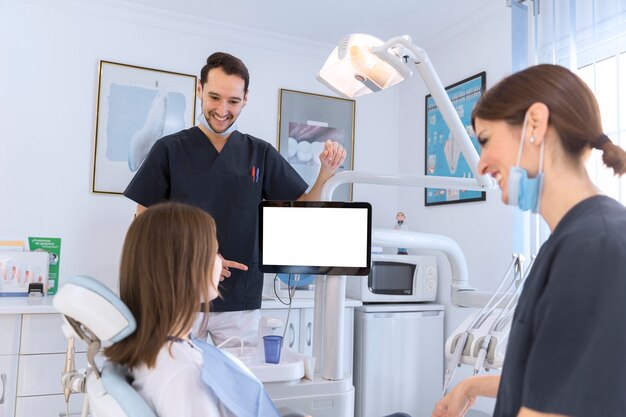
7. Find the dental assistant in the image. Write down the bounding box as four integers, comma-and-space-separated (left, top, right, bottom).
124, 52, 346, 346
432, 64, 626, 417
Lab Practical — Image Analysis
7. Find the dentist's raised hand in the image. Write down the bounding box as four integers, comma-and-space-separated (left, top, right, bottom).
319, 140, 346, 173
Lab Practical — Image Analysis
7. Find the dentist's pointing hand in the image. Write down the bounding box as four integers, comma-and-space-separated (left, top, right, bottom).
218, 254, 248, 281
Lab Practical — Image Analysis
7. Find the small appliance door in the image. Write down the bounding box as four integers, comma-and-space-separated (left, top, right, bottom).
368, 261, 417, 297
354, 304, 443, 417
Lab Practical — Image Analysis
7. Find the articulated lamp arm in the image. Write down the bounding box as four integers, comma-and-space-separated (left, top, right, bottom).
372, 36, 492, 187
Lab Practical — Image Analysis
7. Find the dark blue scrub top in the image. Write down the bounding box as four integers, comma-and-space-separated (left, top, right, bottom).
124, 127, 308, 311
494, 195, 626, 417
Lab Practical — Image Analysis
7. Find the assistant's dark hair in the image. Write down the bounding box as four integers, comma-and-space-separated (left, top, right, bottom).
200, 52, 250, 93
472, 64, 625, 176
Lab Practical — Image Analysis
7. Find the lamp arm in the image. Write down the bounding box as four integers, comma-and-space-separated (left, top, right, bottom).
372, 227, 473, 296
372, 36, 494, 188
320, 170, 493, 201
320, 170, 499, 308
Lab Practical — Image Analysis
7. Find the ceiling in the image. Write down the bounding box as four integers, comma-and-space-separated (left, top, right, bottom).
121, 0, 499, 48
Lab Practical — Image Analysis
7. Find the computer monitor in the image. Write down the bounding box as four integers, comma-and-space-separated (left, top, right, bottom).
259, 201, 372, 276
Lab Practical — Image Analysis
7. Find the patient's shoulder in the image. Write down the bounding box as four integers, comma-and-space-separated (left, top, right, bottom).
133, 342, 226, 417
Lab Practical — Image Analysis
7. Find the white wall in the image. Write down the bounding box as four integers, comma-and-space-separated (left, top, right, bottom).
0, 0, 399, 290
1, 0, 516, 411
396, 4, 515, 414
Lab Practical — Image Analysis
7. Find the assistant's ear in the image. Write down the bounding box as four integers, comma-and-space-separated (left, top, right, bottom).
242, 91, 248, 109
526, 102, 550, 146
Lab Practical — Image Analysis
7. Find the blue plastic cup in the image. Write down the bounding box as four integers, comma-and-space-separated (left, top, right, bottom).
263, 335, 283, 364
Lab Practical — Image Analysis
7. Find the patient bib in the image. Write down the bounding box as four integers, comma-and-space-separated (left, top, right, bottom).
192, 337, 281, 417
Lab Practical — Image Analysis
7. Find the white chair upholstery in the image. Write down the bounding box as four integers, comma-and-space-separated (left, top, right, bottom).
54, 275, 157, 417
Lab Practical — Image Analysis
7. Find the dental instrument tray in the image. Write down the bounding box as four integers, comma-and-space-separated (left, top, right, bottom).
259, 201, 372, 276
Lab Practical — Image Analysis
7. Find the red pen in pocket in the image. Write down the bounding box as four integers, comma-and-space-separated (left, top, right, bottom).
252, 166, 256, 182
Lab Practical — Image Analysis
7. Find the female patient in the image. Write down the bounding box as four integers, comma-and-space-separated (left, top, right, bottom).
105, 202, 280, 417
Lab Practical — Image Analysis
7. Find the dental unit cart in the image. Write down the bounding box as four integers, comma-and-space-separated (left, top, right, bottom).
258, 201, 373, 417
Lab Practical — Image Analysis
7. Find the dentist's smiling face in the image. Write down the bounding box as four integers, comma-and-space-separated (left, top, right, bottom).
475, 118, 524, 205
198, 67, 247, 134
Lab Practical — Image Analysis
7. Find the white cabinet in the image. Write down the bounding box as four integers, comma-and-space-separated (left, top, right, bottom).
353, 304, 444, 417
0, 355, 18, 417
260, 305, 355, 370
0, 309, 87, 417
20, 314, 86, 354
0, 316, 20, 355
0, 315, 20, 417
17, 352, 87, 397
15, 393, 86, 417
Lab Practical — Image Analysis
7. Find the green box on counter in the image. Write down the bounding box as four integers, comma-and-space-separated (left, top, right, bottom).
28, 237, 61, 295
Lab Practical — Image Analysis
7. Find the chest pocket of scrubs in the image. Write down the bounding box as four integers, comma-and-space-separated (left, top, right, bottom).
236, 175, 261, 209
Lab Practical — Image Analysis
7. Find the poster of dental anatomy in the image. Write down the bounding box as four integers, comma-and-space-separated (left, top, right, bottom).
92, 61, 196, 194
277, 89, 355, 202
424, 72, 486, 206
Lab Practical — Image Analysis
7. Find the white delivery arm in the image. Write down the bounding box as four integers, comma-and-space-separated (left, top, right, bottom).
313, 171, 495, 380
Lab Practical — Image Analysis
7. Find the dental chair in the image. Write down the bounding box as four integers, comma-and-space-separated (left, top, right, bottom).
54, 276, 311, 417
54, 275, 157, 417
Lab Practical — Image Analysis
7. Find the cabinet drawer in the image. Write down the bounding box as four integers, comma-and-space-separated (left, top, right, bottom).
17, 352, 87, 396
21, 314, 87, 354
0, 354, 18, 417
15, 393, 85, 417
0, 315, 21, 354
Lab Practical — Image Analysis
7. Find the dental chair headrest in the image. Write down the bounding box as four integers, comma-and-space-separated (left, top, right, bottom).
54, 275, 136, 344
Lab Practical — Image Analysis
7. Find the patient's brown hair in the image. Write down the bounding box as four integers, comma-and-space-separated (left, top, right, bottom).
105, 202, 217, 368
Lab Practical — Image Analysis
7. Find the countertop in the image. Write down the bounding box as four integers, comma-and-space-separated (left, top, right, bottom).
261, 294, 362, 309
0, 295, 362, 314
0, 296, 57, 314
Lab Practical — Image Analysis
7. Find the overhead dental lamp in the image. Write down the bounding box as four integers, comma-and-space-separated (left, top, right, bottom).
317, 33, 495, 188
314, 35, 499, 382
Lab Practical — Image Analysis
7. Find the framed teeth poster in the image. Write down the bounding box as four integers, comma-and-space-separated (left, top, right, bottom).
277, 89, 355, 202
424, 71, 486, 206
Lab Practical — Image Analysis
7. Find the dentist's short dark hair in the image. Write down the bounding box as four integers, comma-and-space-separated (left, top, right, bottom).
200, 52, 250, 93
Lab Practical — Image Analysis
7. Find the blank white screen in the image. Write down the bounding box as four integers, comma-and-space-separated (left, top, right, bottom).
262, 207, 368, 267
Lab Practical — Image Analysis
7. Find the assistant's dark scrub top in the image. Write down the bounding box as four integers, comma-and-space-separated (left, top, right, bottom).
494, 195, 626, 417
124, 127, 308, 312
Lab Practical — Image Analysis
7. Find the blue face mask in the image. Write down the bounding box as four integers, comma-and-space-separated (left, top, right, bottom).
506, 113, 545, 213
196, 112, 238, 137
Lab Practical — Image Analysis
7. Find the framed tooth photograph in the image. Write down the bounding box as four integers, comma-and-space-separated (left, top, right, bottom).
277, 89, 355, 202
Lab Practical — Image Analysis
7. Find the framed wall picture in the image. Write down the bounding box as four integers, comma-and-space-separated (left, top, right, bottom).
424, 72, 486, 206
92, 61, 197, 194
277, 89, 355, 202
